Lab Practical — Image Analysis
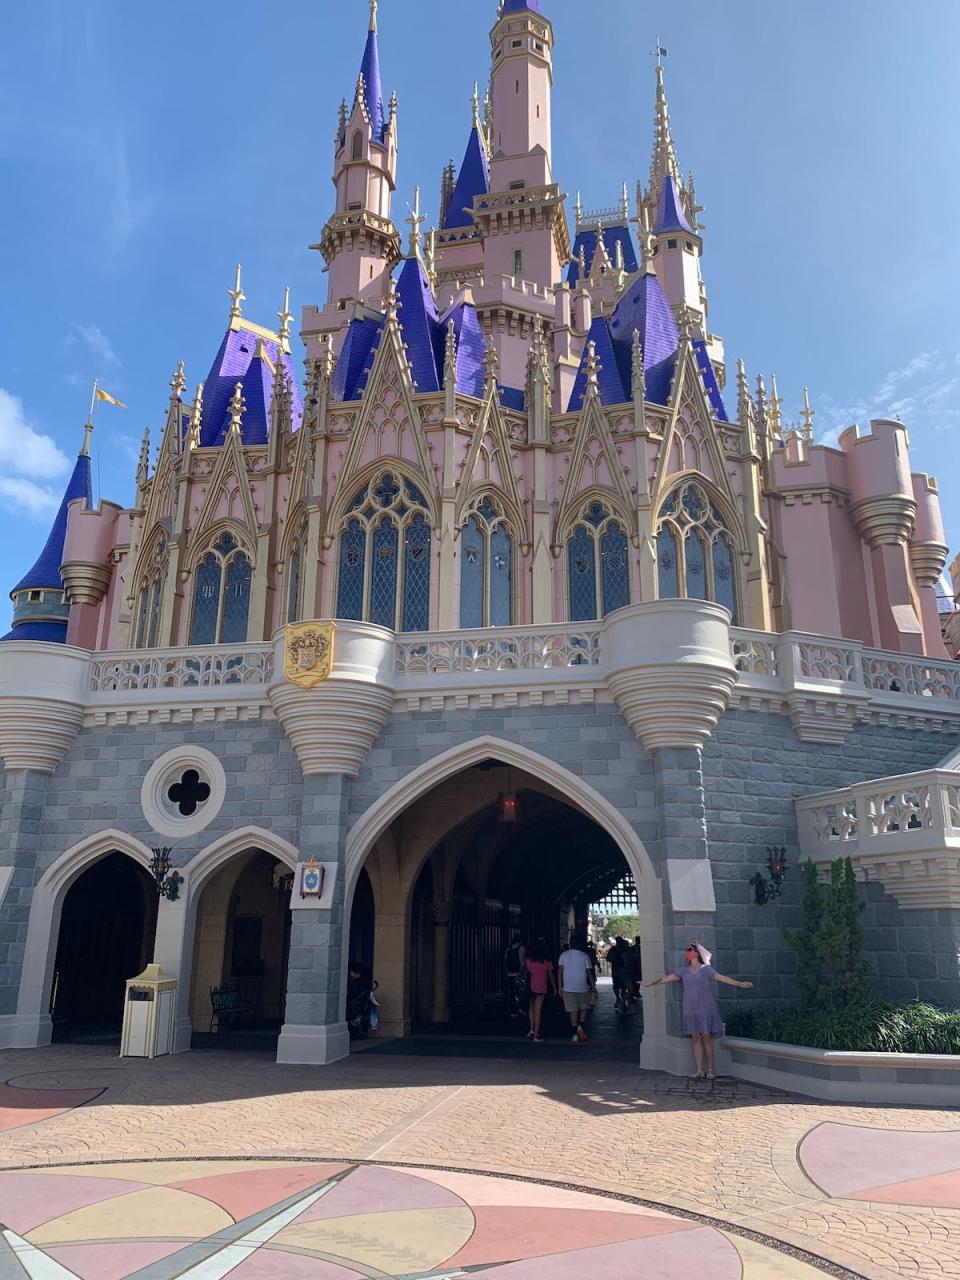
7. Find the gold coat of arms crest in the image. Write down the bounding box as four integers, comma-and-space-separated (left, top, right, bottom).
284, 621, 335, 688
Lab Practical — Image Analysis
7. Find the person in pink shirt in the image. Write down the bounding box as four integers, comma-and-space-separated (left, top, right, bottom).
524, 937, 558, 1042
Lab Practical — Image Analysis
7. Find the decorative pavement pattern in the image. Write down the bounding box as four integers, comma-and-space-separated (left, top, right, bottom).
0, 1159, 802, 1279
2, 1049, 960, 1280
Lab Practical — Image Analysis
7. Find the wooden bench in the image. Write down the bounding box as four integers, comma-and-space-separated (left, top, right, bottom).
209, 985, 255, 1032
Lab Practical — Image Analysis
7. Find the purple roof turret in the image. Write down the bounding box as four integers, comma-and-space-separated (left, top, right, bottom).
567, 225, 638, 288
356, 0, 386, 142
199, 319, 302, 448
395, 257, 442, 393
444, 126, 490, 230
2, 429, 93, 644
653, 174, 694, 235
568, 317, 629, 411
609, 271, 679, 407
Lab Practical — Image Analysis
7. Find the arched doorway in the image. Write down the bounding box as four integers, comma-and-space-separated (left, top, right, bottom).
188, 849, 293, 1047
51, 852, 157, 1043
346, 739, 663, 1057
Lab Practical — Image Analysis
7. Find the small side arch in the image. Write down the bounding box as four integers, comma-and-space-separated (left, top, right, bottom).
185, 826, 299, 908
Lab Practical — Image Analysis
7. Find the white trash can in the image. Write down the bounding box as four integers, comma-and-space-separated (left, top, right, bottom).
120, 964, 177, 1059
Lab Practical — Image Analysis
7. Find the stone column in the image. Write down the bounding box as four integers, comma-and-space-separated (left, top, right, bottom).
0, 644, 89, 1048
430, 900, 453, 1023
269, 620, 396, 1066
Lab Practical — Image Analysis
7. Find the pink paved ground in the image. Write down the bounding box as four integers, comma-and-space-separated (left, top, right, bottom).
1, 1045, 959, 1278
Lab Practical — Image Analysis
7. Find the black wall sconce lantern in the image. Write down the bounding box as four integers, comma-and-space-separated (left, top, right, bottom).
150, 847, 184, 901
750, 846, 788, 906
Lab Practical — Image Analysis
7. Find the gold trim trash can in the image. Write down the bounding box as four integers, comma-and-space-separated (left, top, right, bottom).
120, 964, 177, 1059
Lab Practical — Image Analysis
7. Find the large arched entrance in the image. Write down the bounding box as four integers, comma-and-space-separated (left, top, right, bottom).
345, 738, 665, 1058
51, 852, 157, 1043
188, 849, 294, 1048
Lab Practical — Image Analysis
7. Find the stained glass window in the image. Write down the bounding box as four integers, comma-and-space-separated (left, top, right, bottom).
657, 528, 680, 599
135, 587, 149, 649
568, 525, 597, 621
287, 544, 302, 624
402, 514, 431, 631
370, 517, 399, 628
685, 529, 708, 601
190, 553, 222, 645
460, 515, 484, 628
147, 578, 162, 648
656, 479, 738, 617
713, 535, 738, 623
490, 523, 513, 627
337, 519, 366, 620
600, 522, 629, 615
221, 553, 252, 643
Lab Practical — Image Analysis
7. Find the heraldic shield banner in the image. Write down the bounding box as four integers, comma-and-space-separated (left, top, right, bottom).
284, 621, 335, 688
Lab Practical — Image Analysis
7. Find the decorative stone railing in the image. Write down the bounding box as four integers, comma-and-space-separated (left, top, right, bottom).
796, 769, 960, 908
91, 646, 275, 692
395, 624, 602, 675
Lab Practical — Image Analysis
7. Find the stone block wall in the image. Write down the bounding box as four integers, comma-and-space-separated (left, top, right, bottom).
702, 710, 960, 1009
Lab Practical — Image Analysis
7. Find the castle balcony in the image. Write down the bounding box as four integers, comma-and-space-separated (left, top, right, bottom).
796, 767, 960, 910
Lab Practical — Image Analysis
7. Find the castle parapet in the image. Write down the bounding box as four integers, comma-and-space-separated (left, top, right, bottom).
840, 419, 917, 546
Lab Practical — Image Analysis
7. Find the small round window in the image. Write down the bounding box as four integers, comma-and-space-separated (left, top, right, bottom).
142, 747, 226, 838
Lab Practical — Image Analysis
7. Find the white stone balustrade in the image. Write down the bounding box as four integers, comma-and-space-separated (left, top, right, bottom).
91, 645, 274, 691
796, 769, 960, 909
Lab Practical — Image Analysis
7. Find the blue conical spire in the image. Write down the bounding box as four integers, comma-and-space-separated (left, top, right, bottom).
444, 125, 490, 230
501, 0, 543, 13
2, 429, 93, 643
356, 0, 386, 142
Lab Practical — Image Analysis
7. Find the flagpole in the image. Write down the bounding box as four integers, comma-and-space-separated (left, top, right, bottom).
88, 378, 98, 425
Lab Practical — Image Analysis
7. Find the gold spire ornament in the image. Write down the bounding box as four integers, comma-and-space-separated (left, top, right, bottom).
369, 0, 378, 32
277, 286, 293, 349
801, 385, 816, 442
228, 264, 245, 321
405, 185, 425, 259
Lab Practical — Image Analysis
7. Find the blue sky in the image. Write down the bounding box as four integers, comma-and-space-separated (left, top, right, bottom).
1, 0, 959, 632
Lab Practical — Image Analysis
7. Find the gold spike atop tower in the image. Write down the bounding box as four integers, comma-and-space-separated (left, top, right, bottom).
649, 61, 682, 200
228, 264, 245, 322
801, 386, 815, 443
405, 185, 425, 259
228, 381, 245, 436
369, 0, 378, 32
169, 360, 186, 401
81, 421, 94, 458
277, 286, 293, 351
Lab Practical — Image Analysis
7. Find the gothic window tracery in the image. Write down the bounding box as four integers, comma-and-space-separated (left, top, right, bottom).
285, 522, 307, 625
134, 536, 167, 649
655, 479, 739, 623
335, 472, 432, 632
459, 495, 514, 628
566, 500, 630, 622
188, 531, 253, 645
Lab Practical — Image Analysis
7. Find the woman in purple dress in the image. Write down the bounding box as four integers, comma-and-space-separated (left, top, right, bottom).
643, 940, 753, 1080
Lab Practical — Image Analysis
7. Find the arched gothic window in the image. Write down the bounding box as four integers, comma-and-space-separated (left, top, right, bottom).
656, 479, 739, 623
335, 473, 432, 632
566, 501, 631, 622
459, 496, 514, 628
134, 537, 167, 649
351, 130, 363, 161
189, 532, 253, 645
286, 524, 307, 625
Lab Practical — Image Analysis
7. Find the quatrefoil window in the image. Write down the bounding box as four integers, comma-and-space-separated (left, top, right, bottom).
167, 769, 211, 817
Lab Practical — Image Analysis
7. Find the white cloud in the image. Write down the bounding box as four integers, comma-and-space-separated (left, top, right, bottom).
816, 351, 960, 447
67, 320, 120, 369
0, 388, 71, 520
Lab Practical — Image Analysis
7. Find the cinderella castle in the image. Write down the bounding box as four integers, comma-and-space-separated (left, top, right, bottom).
1, 0, 958, 1074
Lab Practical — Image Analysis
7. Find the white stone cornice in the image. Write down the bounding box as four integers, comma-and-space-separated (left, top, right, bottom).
61, 560, 113, 607
604, 600, 737, 752
0, 644, 90, 773
268, 620, 395, 777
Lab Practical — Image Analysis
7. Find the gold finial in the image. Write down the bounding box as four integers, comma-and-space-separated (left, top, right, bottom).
472, 81, 481, 129
228, 264, 245, 321
385, 274, 401, 321
405, 185, 425, 259
444, 318, 458, 390
170, 360, 186, 401
136, 425, 149, 479
228, 381, 245, 435
80, 420, 94, 458
277, 285, 293, 347
769, 373, 783, 435
482, 337, 499, 392
187, 383, 203, 448
584, 340, 601, 392
369, 0, 378, 32
632, 328, 645, 398
801, 385, 815, 442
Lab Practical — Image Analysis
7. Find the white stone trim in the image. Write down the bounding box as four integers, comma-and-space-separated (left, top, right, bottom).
0, 866, 13, 912
9, 830, 154, 1049
141, 745, 227, 839
183, 826, 299, 907
343, 734, 673, 1070
666, 859, 717, 912
276, 1020, 350, 1066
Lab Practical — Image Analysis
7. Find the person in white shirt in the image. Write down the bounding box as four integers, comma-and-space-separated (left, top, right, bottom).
557, 935, 596, 1043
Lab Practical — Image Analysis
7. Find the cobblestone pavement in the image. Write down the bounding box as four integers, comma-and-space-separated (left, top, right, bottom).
0, 1045, 958, 1279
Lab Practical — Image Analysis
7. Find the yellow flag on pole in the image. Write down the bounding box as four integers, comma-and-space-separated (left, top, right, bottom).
95, 387, 127, 409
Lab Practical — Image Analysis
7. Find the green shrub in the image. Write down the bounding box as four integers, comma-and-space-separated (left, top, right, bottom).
783, 856, 871, 1009
725, 1000, 960, 1054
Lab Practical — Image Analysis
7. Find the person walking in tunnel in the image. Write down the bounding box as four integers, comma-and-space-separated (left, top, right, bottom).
524, 937, 557, 1042
504, 933, 527, 1018
643, 940, 753, 1079
558, 934, 596, 1043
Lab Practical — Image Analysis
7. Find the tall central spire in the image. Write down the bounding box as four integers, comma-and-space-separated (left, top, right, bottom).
649, 63, 681, 201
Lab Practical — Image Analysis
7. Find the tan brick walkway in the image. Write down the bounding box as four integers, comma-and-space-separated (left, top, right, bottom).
1, 1045, 958, 1280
